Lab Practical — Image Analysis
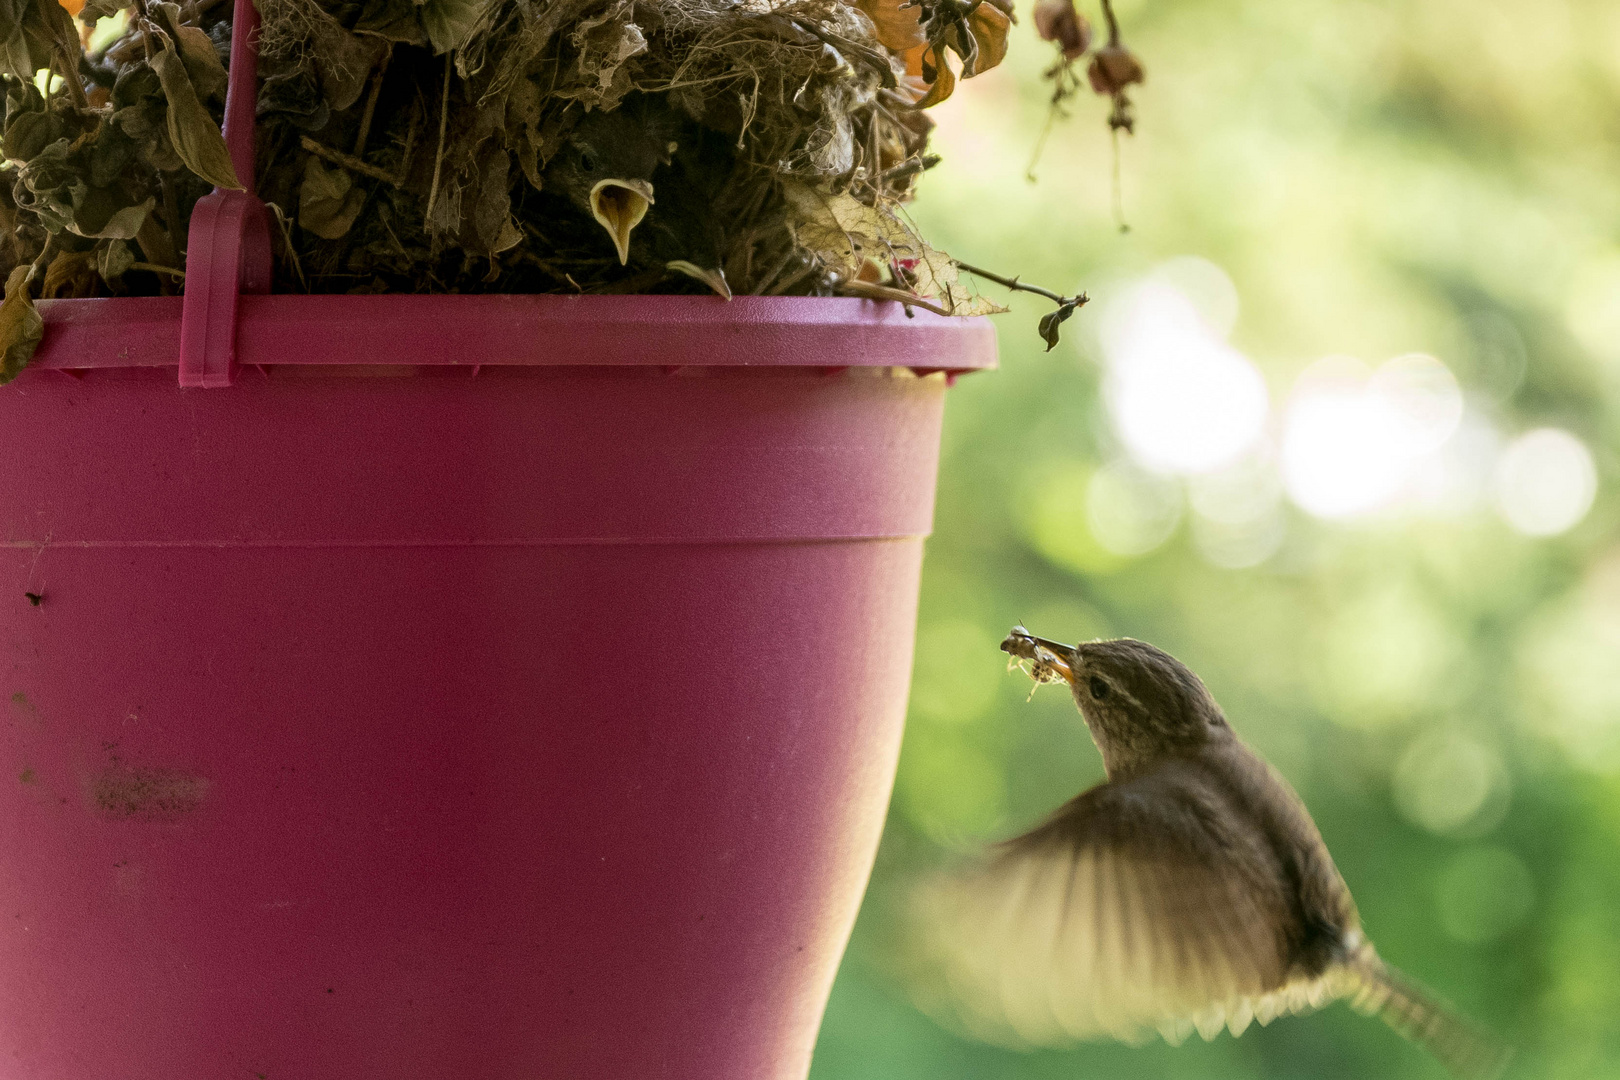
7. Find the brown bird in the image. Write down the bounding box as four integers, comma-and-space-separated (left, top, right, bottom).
907, 628, 1510, 1079
540, 94, 737, 286
542, 105, 672, 265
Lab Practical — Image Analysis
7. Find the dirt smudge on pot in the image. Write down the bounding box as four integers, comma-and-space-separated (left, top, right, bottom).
90, 764, 210, 821
10, 692, 42, 726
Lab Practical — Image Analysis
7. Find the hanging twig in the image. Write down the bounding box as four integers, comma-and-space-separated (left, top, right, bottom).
953, 260, 1088, 350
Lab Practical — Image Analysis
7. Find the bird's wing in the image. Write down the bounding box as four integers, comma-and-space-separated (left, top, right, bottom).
905, 762, 1342, 1048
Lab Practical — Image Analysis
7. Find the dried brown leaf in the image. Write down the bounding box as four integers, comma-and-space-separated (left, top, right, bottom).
782, 181, 913, 275
914, 47, 955, 108
420, 0, 493, 54
42, 248, 97, 297
150, 3, 229, 102
151, 40, 242, 190
908, 246, 1003, 315
964, 2, 1011, 76
665, 260, 731, 299
0, 264, 43, 383
556, 4, 647, 111
97, 237, 134, 281
850, 0, 925, 53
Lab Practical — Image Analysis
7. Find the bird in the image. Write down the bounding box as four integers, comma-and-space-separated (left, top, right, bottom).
538, 94, 737, 288
906, 627, 1511, 1079
541, 104, 673, 266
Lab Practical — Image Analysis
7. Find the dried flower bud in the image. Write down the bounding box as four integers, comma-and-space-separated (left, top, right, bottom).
1087, 43, 1144, 96
1033, 0, 1091, 61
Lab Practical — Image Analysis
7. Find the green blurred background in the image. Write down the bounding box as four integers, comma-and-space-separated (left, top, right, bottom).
811, 1, 1620, 1077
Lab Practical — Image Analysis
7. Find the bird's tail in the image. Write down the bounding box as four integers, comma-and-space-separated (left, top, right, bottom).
1345, 953, 1512, 1079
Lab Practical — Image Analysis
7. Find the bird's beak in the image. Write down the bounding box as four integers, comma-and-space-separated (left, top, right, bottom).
589, 178, 654, 266
1001, 627, 1078, 685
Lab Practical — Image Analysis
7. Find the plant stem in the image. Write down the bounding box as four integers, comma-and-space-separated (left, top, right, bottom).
352, 46, 392, 157
836, 278, 952, 317
1100, 0, 1122, 45
301, 136, 402, 186
953, 260, 1087, 308
425, 54, 452, 229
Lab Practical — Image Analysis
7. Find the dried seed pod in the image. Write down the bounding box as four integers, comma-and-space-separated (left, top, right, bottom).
1086, 43, 1144, 96
1033, 0, 1091, 61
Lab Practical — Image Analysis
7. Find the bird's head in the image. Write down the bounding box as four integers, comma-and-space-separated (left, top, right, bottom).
1002, 629, 1228, 776
544, 107, 675, 265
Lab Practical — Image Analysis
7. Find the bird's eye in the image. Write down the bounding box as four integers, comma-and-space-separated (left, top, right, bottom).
580, 153, 596, 173
1088, 676, 1110, 701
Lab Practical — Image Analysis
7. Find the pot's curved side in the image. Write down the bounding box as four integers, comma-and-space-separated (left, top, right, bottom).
0, 361, 958, 1079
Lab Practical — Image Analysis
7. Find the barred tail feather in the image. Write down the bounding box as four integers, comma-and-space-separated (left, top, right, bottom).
1346, 957, 1512, 1080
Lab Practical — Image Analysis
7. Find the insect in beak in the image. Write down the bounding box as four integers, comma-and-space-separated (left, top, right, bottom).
1001, 626, 1078, 684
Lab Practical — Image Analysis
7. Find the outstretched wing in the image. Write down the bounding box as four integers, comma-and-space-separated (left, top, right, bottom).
907, 760, 1341, 1048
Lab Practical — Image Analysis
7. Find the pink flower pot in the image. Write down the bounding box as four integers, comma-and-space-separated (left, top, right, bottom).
0, 4, 995, 1072
1, 292, 993, 1079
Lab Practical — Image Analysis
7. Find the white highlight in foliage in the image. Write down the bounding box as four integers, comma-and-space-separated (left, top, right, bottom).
1279, 354, 1464, 519
1494, 428, 1597, 536
1100, 262, 1269, 476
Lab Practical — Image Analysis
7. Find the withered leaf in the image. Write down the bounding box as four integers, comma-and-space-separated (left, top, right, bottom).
665, 260, 731, 300
2, 109, 61, 163
0, 0, 76, 81
97, 237, 134, 281
0, 264, 42, 383
151, 40, 241, 190
964, 2, 1011, 77
908, 247, 1005, 316
298, 156, 366, 239
70, 190, 152, 240
505, 75, 544, 188
914, 47, 955, 109
850, 0, 925, 53
419, 0, 492, 55
557, 6, 647, 111
281, 2, 390, 111
782, 181, 913, 274
351, 0, 431, 47
42, 248, 97, 297
1038, 300, 1078, 351
150, 2, 229, 102
471, 145, 518, 257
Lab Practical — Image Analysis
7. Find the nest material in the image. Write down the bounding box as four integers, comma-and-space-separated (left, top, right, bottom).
1, 0, 1015, 342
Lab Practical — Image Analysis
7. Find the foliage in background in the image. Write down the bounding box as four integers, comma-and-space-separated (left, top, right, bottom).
814, 1, 1620, 1078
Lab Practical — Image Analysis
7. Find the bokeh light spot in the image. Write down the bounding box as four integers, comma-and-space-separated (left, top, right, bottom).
1393, 731, 1510, 835
1086, 460, 1183, 556
1280, 354, 1467, 519
1494, 427, 1598, 536
1100, 263, 1269, 476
